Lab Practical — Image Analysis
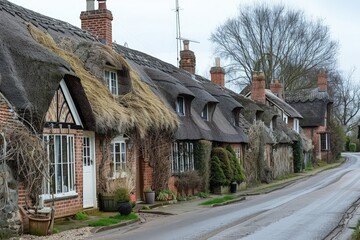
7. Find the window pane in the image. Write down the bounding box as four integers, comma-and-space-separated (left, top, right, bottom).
45, 135, 75, 195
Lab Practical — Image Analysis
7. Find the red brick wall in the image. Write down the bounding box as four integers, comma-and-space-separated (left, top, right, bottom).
270, 80, 283, 99
80, 9, 113, 47
251, 72, 266, 104
18, 128, 85, 219
210, 67, 225, 87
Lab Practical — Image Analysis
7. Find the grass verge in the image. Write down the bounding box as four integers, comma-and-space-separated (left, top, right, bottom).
352, 219, 360, 240
88, 213, 138, 227
200, 195, 236, 205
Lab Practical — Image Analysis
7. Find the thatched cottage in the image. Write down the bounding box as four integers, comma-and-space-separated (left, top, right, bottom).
0, 0, 319, 236
286, 71, 333, 161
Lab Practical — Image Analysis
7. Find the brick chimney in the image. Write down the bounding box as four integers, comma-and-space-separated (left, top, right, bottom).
317, 69, 328, 92
179, 40, 196, 74
270, 79, 283, 99
251, 72, 266, 104
210, 57, 225, 87
80, 0, 113, 47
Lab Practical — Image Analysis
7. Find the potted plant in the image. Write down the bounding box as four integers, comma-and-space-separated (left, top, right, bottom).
114, 187, 132, 216
144, 187, 155, 204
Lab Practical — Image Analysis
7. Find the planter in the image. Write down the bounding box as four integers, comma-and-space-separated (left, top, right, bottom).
28, 215, 51, 236
144, 191, 155, 204
118, 201, 132, 216
99, 193, 117, 212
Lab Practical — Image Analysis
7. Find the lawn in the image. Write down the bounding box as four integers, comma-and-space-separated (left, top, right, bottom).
88, 213, 138, 227
200, 195, 236, 205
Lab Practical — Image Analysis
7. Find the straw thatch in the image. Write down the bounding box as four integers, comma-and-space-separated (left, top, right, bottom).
27, 23, 179, 138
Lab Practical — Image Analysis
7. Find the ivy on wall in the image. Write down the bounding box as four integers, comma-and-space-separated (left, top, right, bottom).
194, 140, 212, 192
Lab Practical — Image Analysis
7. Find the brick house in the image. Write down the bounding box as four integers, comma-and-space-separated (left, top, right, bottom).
286, 70, 333, 161
238, 72, 303, 181
0, 0, 178, 230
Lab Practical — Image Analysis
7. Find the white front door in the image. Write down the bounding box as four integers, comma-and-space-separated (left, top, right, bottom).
83, 132, 96, 208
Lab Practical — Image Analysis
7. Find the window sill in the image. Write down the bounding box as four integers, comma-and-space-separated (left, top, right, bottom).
42, 192, 78, 202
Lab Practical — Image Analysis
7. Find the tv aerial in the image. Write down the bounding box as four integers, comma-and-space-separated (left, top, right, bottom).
175, 0, 199, 66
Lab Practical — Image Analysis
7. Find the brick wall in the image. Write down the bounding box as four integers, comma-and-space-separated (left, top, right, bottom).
80, 9, 113, 47
18, 128, 85, 219
210, 58, 225, 87
270, 80, 283, 99
251, 72, 266, 104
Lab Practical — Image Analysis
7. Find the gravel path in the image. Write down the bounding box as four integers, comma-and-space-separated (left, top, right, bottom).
16, 213, 167, 239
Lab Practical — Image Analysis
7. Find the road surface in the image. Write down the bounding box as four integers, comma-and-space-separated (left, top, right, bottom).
90, 153, 360, 240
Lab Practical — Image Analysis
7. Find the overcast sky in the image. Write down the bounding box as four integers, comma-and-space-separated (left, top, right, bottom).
8, 0, 360, 82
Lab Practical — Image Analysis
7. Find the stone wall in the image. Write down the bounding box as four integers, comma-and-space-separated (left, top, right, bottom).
0, 162, 22, 238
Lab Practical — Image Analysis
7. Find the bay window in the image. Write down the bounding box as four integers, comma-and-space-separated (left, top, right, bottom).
172, 141, 194, 173
44, 135, 76, 196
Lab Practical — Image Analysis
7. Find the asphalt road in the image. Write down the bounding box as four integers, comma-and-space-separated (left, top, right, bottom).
90, 153, 360, 240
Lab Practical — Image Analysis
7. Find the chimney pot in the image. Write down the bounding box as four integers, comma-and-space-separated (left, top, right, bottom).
86, 0, 95, 11
98, 0, 107, 10
183, 40, 189, 50
215, 57, 220, 67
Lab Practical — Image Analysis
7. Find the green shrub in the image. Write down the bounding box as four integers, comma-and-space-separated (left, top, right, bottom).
196, 192, 209, 198
156, 189, 177, 201
226, 145, 246, 183
346, 137, 351, 151
293, 135, 303, 173
210, 156, 226, 187
350, 143, 357, 152
114, 187, 130, 202
194, 140, 212, 193
74, 211, 88, 220
212, 147, 233, 185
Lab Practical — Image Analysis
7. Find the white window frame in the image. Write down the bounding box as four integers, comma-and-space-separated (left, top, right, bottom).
110, 136, 127, 178
283, 114, 288, 124
176, 97, 185, 116
293, 118, 300, 133
201, 104, 209, 121
320, 133, 330, 151
105, 70, 118, 96
235, 147, 241, 160
42, 134, 77, 200
171, 141, 194, 173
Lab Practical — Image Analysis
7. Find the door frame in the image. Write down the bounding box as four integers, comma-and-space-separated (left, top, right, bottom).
83, 131, 97, 208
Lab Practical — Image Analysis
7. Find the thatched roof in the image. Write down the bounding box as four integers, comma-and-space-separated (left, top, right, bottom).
113, 43, 249, 143
286, 87, 332, 127
0, 0, 179, 137
265, 90, 303, 119
0, 0, 86, 130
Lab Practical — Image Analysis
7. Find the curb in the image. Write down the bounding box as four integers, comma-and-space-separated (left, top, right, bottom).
212, 196, 246, 207
90, 218, 141, 233
138, 210, 176, 215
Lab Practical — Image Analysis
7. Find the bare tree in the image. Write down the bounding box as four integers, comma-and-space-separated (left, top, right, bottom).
211, 3, 338, 90
331, 69, 360, 134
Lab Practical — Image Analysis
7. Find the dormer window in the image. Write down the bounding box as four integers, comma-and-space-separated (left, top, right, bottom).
201, 104, 208, 121
176, 97, 185, 116
283, 115, 288, 124
105, 70, 118, 95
